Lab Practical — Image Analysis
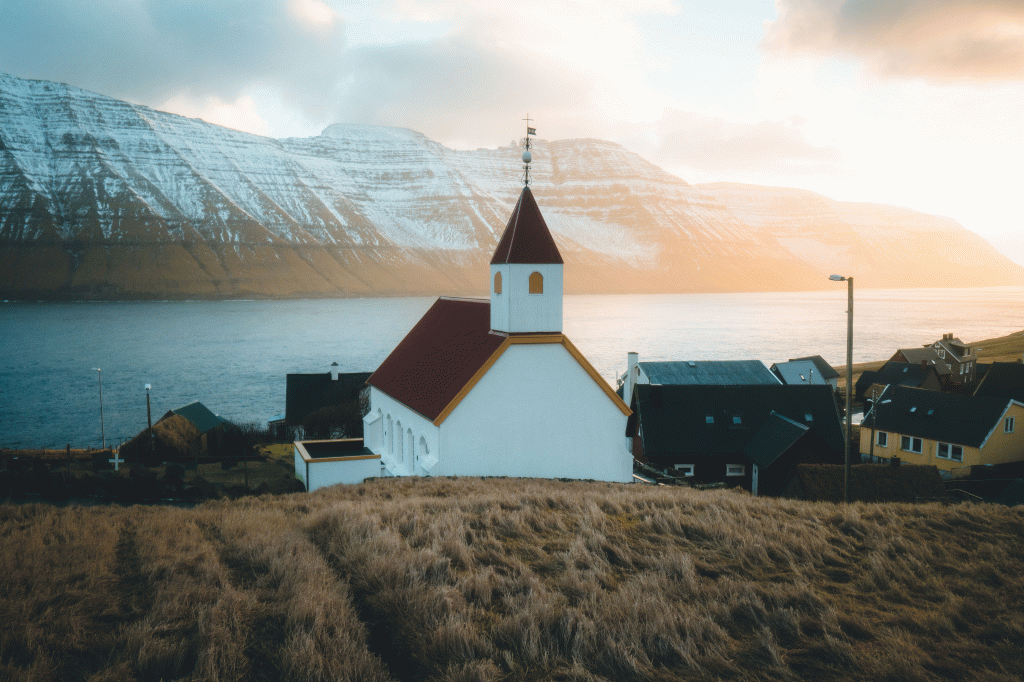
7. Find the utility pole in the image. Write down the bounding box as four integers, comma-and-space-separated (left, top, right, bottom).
829, 274, 854, 503
869, 387, 876, 461
94, 368, 106, 450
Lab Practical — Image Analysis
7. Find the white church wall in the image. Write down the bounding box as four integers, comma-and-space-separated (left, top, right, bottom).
368, 387, 440, 476
437, 343, 631, 482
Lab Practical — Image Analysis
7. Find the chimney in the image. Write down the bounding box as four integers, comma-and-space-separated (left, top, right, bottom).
625, 352, 639, 405
330, 362, 339, 381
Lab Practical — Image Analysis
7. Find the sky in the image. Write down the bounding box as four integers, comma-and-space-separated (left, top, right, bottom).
1, 0, 1022, 252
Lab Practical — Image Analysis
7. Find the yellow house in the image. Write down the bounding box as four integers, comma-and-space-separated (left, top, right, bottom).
861, 385, 1024, 475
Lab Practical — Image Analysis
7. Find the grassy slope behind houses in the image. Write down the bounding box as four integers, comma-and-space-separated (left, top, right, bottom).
3, 477, 1023, 682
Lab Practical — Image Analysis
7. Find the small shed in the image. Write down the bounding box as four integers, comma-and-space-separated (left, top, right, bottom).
294, 439, 381, 491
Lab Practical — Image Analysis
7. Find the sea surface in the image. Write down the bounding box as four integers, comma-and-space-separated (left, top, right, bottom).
2, 287, 1022, 449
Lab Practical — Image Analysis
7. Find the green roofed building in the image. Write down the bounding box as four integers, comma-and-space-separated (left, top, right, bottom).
159, 401, 229, 456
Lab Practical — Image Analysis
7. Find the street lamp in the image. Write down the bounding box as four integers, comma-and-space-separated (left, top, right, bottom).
93, 368, 105, 450
829, 274, 853, 503
145, 384, 153, 462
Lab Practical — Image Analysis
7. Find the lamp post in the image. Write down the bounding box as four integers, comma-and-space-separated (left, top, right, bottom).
145, 383, 153, 462
93, 368, 105, 450
829, 274, 853, 503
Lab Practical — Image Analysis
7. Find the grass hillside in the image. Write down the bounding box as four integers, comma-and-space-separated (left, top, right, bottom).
2, 477, 1023, 682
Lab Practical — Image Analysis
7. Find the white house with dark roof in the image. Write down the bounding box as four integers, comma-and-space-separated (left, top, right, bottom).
362, 180, 633, 482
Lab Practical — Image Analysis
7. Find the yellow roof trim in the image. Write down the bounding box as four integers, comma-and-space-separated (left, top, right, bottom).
432, 333, 631, 425
558, 336, 632, 416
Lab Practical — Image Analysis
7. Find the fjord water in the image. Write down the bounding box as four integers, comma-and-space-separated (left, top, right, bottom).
2, 287, 1023, 449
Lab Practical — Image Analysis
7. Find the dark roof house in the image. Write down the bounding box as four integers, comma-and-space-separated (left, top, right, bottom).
285, 368, 373, 426
789, 355, 840, 382
862, 385, 1012, 450
637, 360, 781, 386
890, 347, 953, 376
771, 360, 830, 386
973, 362, 1024, 403
855, 361, 943, 402
626, 384, 844, 493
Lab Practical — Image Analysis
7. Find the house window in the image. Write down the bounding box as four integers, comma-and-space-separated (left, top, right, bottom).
937, 443, 963, 461
705, 415, 714, 424
726, 464, 745, 476
674, 464, 694, 476
493, 271, 502, 294
732, 415, 742, 425
804, 413, 813, 422
529, 271, 544, 294
901, 435, 923, 453
876, 431, 888, 447
937, 349, 945, 359
1006, 417, 1016, 434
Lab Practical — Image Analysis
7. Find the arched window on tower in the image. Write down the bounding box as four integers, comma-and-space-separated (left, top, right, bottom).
494, 271, 502, 294
529, 271, 544, 294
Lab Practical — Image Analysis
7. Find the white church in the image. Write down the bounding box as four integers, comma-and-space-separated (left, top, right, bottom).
360, 134, 633, 482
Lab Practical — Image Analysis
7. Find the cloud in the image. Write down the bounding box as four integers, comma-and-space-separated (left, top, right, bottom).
333, 37, 628, 148
641, 108, 844, 176
0, 0, 346, 121
765, 0, 1024, 81
0, 0, 673, 144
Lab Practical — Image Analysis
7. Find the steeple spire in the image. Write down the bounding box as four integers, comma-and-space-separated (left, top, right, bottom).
522, 114, 535, 187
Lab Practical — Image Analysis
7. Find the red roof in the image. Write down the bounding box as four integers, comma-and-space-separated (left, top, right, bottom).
367, 298, 507, 421
490, 187, 563, 265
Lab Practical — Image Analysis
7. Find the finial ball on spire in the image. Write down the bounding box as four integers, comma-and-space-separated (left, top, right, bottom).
522, 150, 532, 164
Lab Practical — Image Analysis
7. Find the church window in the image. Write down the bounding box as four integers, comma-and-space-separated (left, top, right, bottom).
494, 272, 502, 294
397, 421, 403, 460
529, 271, 544, 294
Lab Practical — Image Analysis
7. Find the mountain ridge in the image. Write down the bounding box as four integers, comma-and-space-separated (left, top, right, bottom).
1, 72, 1020, 300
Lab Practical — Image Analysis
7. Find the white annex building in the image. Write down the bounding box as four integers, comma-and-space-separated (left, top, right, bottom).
362, 153, 633, 482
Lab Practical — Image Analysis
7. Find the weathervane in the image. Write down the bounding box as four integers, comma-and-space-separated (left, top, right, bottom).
522, 114, 536, 186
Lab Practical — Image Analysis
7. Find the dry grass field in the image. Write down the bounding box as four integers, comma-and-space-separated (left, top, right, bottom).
2, 477, 1022, 682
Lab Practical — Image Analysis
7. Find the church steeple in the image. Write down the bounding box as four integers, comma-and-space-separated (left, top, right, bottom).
490, 121, 563, 334
490, 187, 563, 266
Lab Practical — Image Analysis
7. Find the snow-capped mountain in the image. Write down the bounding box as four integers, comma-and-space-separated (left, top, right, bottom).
1, 73, 1020, 299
